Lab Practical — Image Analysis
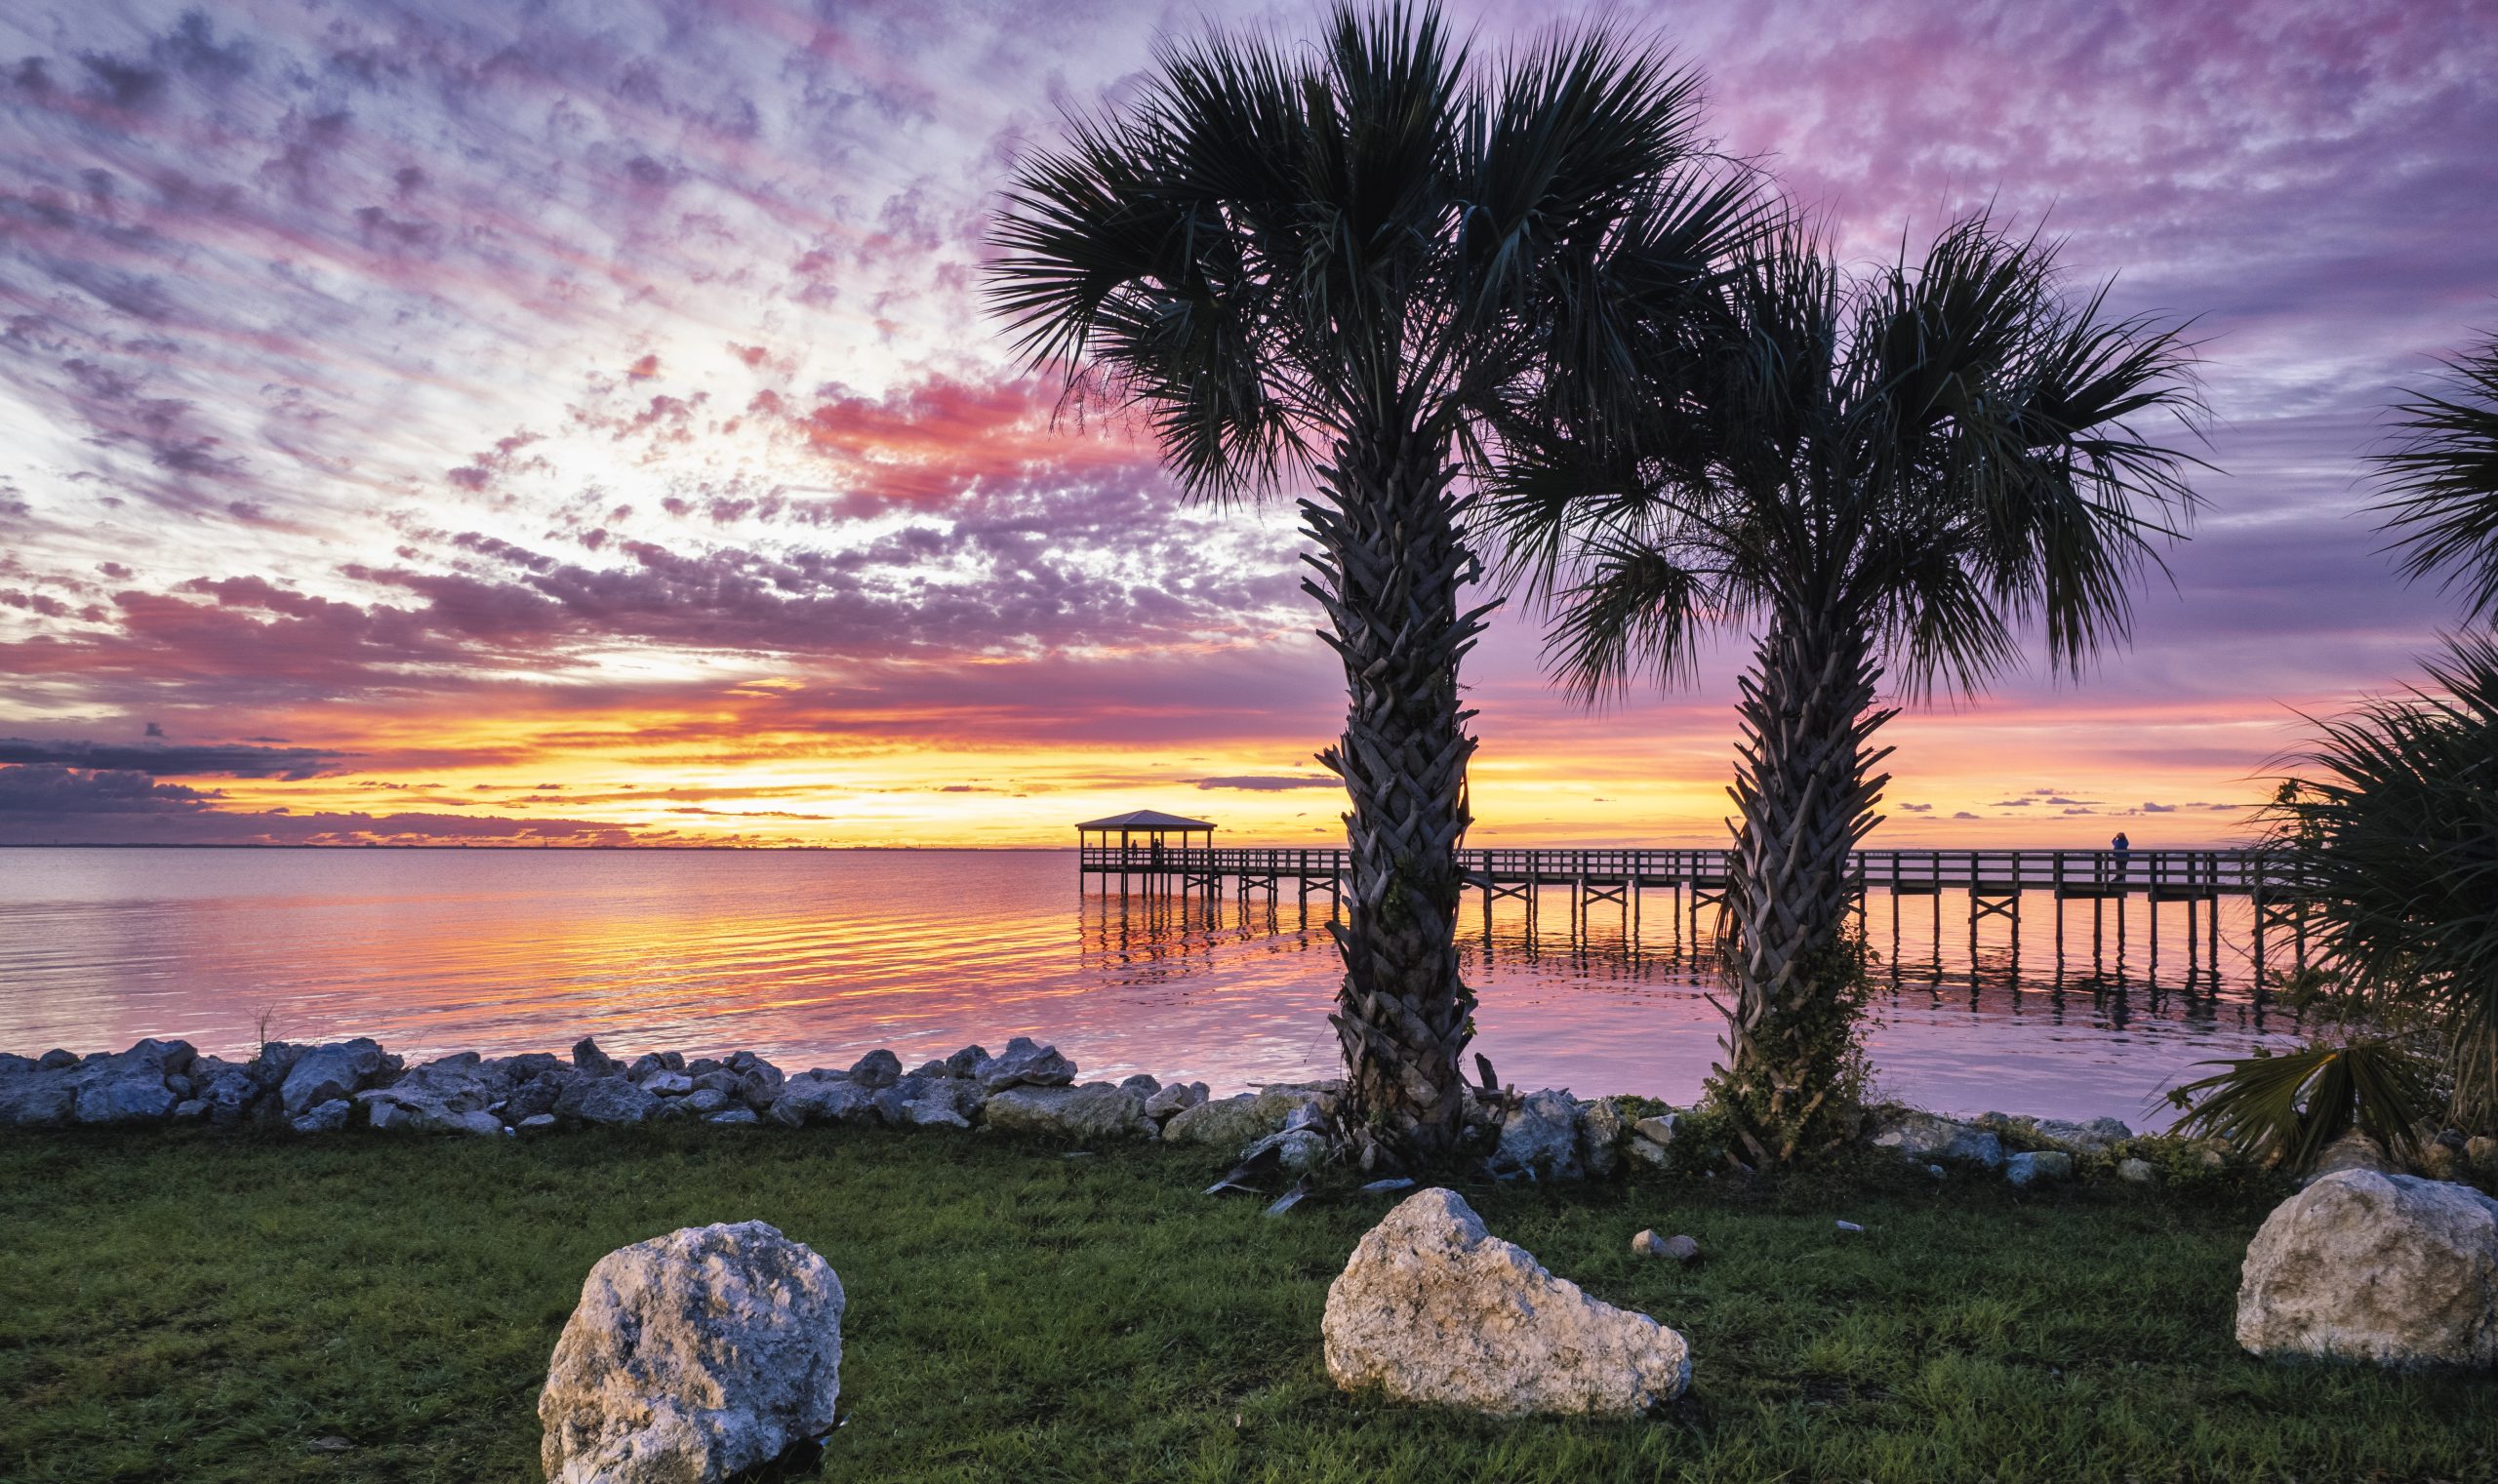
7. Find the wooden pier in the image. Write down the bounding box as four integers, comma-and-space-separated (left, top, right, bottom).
1078, 843, 2313, 991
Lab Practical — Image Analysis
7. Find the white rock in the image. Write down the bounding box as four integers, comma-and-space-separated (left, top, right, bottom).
2004, 1150, 2073, 1186
1161, 1094, 1270, 1147
540, 1222, 844, 1484
2117, 1157, 2157, 1185
982, 1082, 1155, 1142
1871, 1112, 2004, 1170
1240, 1127, 1327, 1175
2236, 1170, 2498, 1368
1143, 1081, 1208, 1120
1578, 1097, 1626, 1178
1491, 1089, 1584, 1180
1321, 1187, 1690, 1416
2304, 1128, 2394, 1185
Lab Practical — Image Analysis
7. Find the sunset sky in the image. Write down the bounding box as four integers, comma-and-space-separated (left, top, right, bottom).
1, 0, 2492, 848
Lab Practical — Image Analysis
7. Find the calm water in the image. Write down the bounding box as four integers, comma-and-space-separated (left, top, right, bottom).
0, 847, 2294, 1122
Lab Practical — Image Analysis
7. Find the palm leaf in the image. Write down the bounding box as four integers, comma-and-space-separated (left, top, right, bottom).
2166, 1037, 2437, 1173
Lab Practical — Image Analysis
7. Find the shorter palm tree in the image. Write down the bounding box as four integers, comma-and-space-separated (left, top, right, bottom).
1489, 216, 2203, 1159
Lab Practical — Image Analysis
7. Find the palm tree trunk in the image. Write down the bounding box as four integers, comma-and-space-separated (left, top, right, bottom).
1713, 605, 1897, 1160
1300, 426, 1489, 1171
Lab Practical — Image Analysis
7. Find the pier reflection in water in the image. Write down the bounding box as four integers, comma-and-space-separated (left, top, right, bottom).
1084, 873, 2293, 1125
0, 847, 2290, 1123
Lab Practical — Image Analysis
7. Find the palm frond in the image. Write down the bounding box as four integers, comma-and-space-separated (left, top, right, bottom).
2166, 1037, 2437, 1173
2372, 330, 2498, 622
2266, 631, 2498, 1122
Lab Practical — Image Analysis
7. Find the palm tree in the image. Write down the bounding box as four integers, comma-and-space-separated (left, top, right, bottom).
2167, 328, 2498, 1165
1487, 217, 2203, 1159
2374, 328, 2498, 623
986, 3, 1758, 1166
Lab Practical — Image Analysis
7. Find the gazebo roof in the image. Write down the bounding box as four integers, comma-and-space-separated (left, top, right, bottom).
1074, 809, 1217, 832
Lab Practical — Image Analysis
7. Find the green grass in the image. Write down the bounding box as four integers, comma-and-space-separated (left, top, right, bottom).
3, 1127, 2492, 1484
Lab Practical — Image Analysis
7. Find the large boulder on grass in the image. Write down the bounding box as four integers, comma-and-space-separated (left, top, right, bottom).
540, 1222, 844, 1484
1321, 1187, 1691, 1416
2237, 1170, 2498, 1368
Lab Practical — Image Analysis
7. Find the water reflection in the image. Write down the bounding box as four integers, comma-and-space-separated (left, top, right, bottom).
0, 848, 2292, 1122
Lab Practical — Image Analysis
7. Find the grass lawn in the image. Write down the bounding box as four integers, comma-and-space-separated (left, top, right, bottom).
3, 1126, 2493, 1484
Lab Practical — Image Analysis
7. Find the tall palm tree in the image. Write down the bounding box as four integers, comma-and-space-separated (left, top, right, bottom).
2374, 328, 2498, 623
986, 3, 1757, 1166
1487, 217, 2203, 1159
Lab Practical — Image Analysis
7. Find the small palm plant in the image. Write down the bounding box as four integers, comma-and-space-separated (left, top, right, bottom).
986, 3, 1760, 1166
2172, 329, 2498, 1167
1488, 217, 2203, 1159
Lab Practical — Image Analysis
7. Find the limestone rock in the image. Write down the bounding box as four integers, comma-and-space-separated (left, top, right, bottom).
1239, 1127, 1327, 1175
1632, 1230, 1699, 1264
1578, 1097, 1627, 1178
572, 1037, 621, 1077
1871, 1111, 2004, 1170
2237, 1170, 2498, 1368
2305, 1129, 2394, 1185
1118, 1072, 1161, 1096
360, 1053, 512, 1133
280, 1038, 390, 1117
2031, 1117, 2131, 1155
557, 1076, 663, 1127
973, 1037, 1076, 1093
2117, 1157, 2157, 1185
767, 1073, 874, 1128
1632, 1112, 1679, 1145
706, 1108, 760, 1126
0, 1062, 80, 1129
1144, 1081, 1208, 1120
540, 1221, 843, 1484
291, 1098, 352, 1134
1322, 1188, 1690, 1416
1626, 1136, 1672, 1172
846, 1049, 902, 1090
643, 1071, 695, 1098
982, 1081, 1154, 1142
2005, 1150, 2074, 1187
68, 1037, 196, 1125
1491, 1089, 1584, 1181
2417, 1135, 2469, 1182
941, 1045, 987, 1078
1161, 1094, 1271, 1148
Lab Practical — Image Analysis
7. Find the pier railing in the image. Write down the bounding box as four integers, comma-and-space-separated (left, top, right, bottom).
1081, 843, 2315, 986
1079, 844, 2287, 897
